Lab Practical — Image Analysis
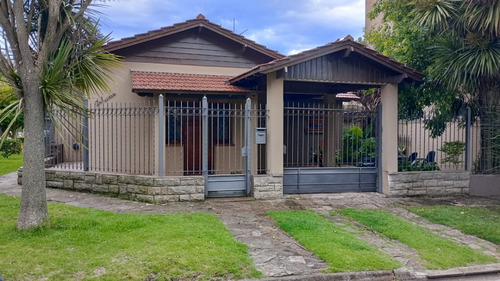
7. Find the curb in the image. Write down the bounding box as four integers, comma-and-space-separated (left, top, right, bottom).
244, 270, 420, 281
424, 263, 500, 279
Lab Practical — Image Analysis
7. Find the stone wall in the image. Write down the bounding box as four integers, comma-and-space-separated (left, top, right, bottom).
389, 171, 470, 197
18, 169, 204, 203
252, 174, 283, 199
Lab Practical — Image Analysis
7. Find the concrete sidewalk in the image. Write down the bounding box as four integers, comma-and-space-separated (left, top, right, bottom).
1, 171, 500, 280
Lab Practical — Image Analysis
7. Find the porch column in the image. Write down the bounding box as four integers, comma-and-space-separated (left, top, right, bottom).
380, 84, 398, 194
266, 73, 284, 175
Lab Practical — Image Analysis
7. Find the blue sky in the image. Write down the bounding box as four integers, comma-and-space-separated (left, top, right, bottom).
95, 0, 366, 55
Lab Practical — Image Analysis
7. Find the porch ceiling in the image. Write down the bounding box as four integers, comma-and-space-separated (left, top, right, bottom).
229, 35, 424, 87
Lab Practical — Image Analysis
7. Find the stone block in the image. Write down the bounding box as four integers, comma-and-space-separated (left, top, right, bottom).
45, 172, 55, 181
445, 187, 462, 196
432, 172, 445, 180
147, 186, 161, 195
134, 177, 154, 186
169, 185, 197, 195
253, 176, 269, 187
180, 177, 204, 186
117, 175, 136, 184
443, 173, 458, 181
63, 179, 74, 189
102, 175, 118, 184
461, 187, 470, 195
392, 182, 412, 190
74, 182, 92, 191
390, 189, 409, 197
408, 189, 427, 196
419, 173, 435, 180
109, 184, 119, 194
95, 174, 102, 184
274, 183, 283, 192
127, 184, 140, 193
268, 176, 283, 184
253, 190, 283, 200
438, 181, 454, 187
254, 185, 275, 192
190, 193, 205, 201
154, 195, 179, 203
196, 186, 205, 193
457, 172, 470, 180
56, 171, 85, 180
119, 184, 128, 194
179, 194, 190, 201
426, 187, 448, 196
92, 184, 109, 193
84, 175, 96, 184
400, 173, 419, 182
135, 194, 154, 203
423, 180, 438, 187
411, 181, 425, 188
47, 181, 64, 188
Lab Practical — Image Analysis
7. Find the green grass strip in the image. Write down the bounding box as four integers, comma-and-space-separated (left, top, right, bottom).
268, 210, 401, 272
340, 208, 497, 270
407, 205, 500, 245
0, 153, 22, 176
0, 194, 261, 281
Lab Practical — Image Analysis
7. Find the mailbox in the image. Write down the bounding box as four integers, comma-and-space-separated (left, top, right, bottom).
255, 128, 267, 144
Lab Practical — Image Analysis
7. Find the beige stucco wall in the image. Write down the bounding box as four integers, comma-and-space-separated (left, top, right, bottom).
266, 73, 284, 175
380, 84, 398, 194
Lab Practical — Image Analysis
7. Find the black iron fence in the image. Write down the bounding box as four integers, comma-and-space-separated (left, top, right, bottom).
45, 97, 268, 176
397, 106, 500, 174
284, 102, 378, 168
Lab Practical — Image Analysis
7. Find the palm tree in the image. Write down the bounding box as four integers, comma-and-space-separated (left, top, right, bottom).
0, 0, 120, 229
410, 0, 500, 173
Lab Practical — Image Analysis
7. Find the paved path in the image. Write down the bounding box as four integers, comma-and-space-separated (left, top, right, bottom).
2, 171, 500, 280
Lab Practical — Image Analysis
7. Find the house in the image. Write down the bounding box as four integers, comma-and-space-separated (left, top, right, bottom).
40, 14, 437, 202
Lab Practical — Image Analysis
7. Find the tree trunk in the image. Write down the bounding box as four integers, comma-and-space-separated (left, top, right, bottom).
17, 72, 49, 229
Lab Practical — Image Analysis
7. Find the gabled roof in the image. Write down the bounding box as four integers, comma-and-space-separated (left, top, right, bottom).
131, 71, 251, 93
229, 35, 425, 84
104, 14, 284, 60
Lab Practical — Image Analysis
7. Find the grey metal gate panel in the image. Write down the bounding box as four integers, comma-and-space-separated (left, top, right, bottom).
206, 174, 246, 197
283, 167, 377, 194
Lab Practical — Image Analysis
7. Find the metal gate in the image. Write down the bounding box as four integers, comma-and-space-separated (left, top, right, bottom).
283, 102, 380, 194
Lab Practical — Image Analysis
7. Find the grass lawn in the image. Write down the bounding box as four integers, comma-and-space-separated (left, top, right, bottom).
340, 209, 497, 270
0, 153, 22, 176
407, 205, 500, 244
0, 194, 261, 281
268, 210, 401, 273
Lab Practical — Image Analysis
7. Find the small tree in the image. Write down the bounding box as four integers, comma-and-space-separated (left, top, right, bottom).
440, 141, 466, 170
0, 0, 120, 229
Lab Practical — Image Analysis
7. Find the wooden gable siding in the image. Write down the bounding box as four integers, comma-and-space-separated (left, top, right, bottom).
284, 53, 400, 84
114, 29, 272, 68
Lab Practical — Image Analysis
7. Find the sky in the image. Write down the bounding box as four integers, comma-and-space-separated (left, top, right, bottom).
94, 0, 366, 55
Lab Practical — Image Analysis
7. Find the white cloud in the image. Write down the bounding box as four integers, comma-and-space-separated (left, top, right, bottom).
284, 0, 365, 29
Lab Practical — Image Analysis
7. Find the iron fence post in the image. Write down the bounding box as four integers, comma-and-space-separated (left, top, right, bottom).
245, 98, 252, 196
465, 106, 471, 171
376, 103, 383, 193
83, 98, 89, 171
202, 96, 209, 197
158, 95, 164, 176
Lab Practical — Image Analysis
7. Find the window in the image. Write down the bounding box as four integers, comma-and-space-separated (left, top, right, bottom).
167, 109, 180, 143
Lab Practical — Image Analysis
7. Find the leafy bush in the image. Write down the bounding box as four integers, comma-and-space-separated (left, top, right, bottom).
439, 141, 466, 169
0, 138, 21, 158
342, 126, 376, 165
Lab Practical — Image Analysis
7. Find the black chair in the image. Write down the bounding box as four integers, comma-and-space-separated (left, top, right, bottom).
408, 152, 418, 163
424, 151, 436, 163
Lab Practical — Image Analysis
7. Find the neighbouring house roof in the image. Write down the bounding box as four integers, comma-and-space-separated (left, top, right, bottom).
104, 14, 284, 60
131, 71, 252, 93
336, 92, 360, 100
229, 35, 425, 84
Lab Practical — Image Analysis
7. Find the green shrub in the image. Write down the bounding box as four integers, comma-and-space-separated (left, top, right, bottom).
0, 138, 21, 158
